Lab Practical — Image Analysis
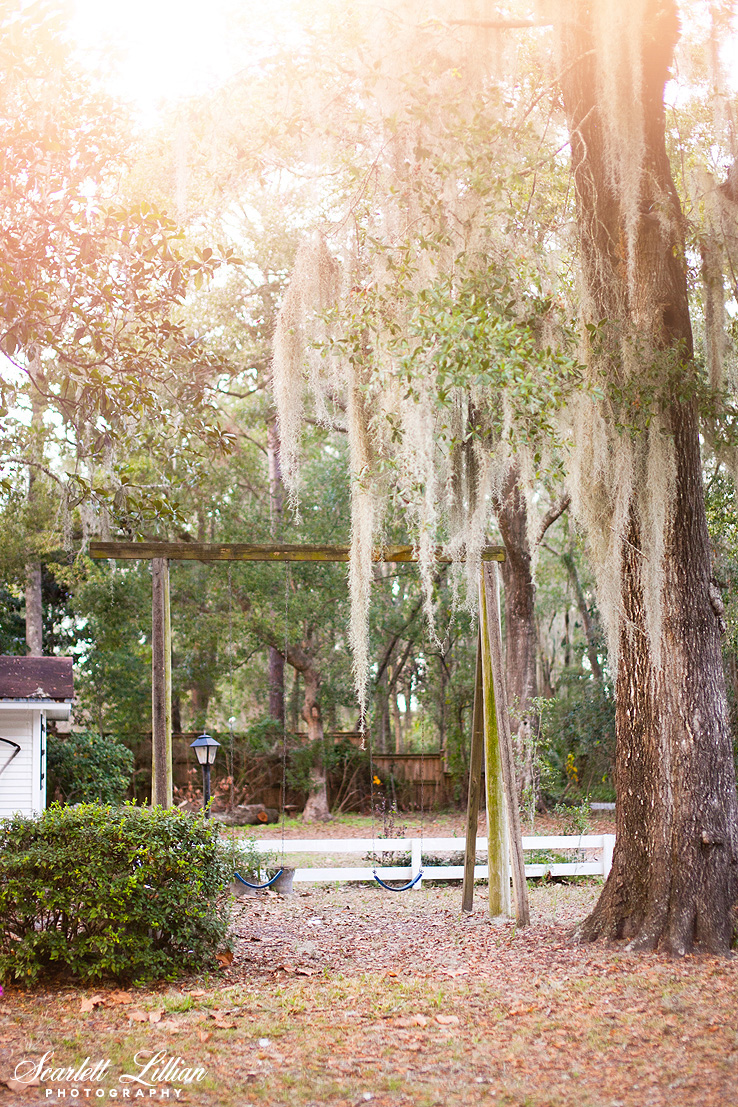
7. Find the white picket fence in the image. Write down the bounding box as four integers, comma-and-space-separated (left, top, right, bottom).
240, 834, 616, 889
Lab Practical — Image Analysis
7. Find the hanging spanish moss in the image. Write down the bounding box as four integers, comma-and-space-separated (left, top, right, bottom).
271, 0, 574, 713
272, 232, 342, 503
272, 0, 723, 711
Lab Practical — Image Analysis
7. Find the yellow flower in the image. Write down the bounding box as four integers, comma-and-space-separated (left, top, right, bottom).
373, 774, 382, 786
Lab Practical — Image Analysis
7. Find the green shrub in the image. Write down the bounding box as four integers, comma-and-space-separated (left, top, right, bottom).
541, 675, 616, 802
0, 803, 231, 985
47, 730, 134, 804
242, 715, 284, 754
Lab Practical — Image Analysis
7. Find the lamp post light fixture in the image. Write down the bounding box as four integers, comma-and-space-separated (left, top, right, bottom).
190, 732, 220, 816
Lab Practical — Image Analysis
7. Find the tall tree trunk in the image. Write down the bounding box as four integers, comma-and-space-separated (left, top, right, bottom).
25, 563, 43, 656
25, 356, 44, 657
267, 417, 285, 724
559, 548, 603, 683
494, 463, 538, 804
392, 691, 403, 754
301, 665, 330, 821
560, 0, 738, 953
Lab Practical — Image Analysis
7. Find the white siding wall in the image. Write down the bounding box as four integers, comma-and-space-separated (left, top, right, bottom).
0, 710, 36, 818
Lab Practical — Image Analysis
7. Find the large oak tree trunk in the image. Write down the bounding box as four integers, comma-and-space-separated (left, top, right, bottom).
560, 0, 738, 953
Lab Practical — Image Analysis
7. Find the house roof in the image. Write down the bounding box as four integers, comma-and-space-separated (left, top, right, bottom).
0, 657, 74, 702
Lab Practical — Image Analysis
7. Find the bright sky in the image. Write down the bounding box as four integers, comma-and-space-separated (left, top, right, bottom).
69, 1, 738, 128
70, 0, 300, 123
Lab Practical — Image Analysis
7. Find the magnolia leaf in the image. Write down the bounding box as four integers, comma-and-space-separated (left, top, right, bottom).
80, 995, 104, 1013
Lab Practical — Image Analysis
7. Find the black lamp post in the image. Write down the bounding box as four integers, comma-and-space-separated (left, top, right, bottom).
190, 733, 220, 816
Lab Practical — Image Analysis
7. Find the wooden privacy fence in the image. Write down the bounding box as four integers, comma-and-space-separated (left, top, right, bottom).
371, 752, 449, 808
239, 834, 617, 889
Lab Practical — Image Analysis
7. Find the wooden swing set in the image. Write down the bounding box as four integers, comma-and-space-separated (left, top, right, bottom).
89, 539, 530, 925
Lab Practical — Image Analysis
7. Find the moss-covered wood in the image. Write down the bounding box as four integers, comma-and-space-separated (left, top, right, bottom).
89, 541, 505, 563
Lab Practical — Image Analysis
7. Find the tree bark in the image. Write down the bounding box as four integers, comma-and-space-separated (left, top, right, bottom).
267, 417, 286, 724
25, 356, 44, 657
493, 463, 538, 804
300, 663, 330, 821
559, 548, 603, 683
151, 557, 173, 808
559, 0, 738, 953
25, 563, 43, 656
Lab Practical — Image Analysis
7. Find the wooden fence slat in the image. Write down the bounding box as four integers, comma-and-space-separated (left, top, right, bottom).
239, 834, 616, 887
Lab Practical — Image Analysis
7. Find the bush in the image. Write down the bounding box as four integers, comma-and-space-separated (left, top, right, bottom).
0, 803, 231, 985
47, 730, 134, 804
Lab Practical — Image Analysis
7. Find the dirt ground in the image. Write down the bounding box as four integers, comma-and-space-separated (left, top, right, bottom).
240, 810, 618, 842
2, 845, 737, 1107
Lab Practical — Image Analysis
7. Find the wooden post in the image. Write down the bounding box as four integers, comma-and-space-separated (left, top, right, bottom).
482, 562, 530, 927
462, 630, 485, 912
151, 557, 173, 808
479, 569, 511, 918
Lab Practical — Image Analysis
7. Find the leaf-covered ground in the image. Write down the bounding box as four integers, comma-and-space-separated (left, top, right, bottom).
2, 869, 737, 1107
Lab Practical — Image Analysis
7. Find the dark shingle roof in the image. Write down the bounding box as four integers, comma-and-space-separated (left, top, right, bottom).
0, 657, 73, 701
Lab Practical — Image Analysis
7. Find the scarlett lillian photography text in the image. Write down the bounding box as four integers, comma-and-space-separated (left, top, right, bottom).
14, 1050, 206, 1092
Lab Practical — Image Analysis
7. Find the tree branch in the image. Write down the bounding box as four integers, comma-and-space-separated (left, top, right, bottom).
534, 494, 570, 547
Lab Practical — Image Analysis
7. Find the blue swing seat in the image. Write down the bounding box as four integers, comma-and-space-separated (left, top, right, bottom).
234, 868, 284, 890
372, 868, 423, 892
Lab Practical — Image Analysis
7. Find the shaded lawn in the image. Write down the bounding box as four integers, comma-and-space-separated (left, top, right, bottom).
1, 879, 736, 1107
237, 810, 618, 841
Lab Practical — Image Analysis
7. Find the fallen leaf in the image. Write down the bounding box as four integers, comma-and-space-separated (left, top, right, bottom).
216, 950, 234, 967
80, 995, 104, 1013
106, 990, 132, 1006
5, 1077, 40, 1093
189, 989, 207, 997
149, 1008, 164, 1024
197, 1030, 211, 1043
436, 1015, 460, 1026
213, 1019, 236, 1030
294, 967, 317, 976
129, 1009, 148, 1023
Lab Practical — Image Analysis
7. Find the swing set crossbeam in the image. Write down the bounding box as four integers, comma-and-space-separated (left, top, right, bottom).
89, 541, 505, 563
